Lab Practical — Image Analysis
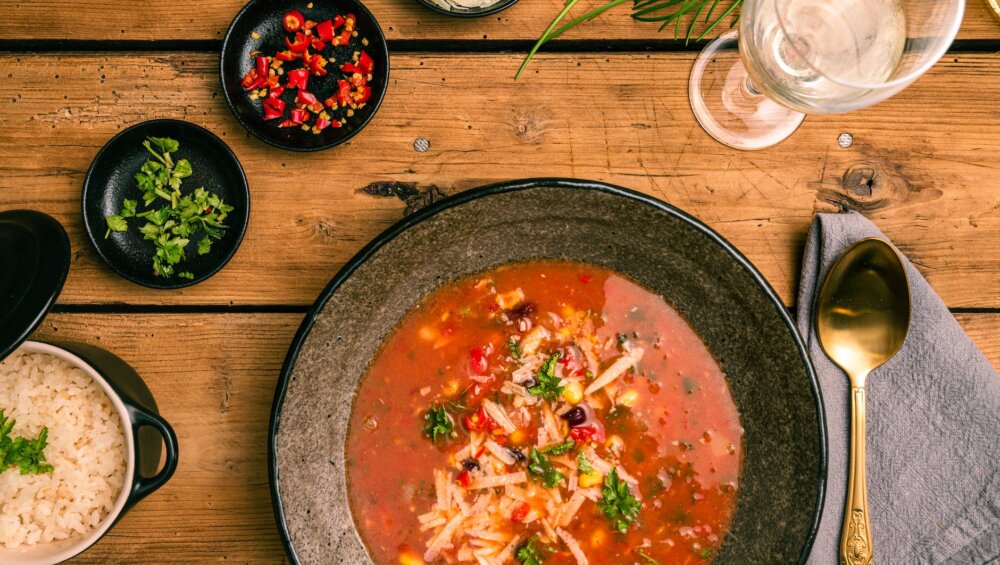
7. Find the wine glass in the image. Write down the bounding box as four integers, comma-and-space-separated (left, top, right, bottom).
689, 0, 965, 150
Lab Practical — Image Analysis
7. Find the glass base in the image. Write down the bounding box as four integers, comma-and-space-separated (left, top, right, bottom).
689, 29, 805, 150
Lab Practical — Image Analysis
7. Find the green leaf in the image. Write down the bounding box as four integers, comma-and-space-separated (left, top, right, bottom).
577, 451, 594, 474
197, 237, 212, 256
121, 199, 138, 218
507, 337, 522, 358
422, 404, 456, 443
597, 468, 642, 533
0, 411, 54, 475
177, 271, 195, 280
527, 352, 564, 400
515, 536, 553, 565
540, 440, 575, 456
104, 214, 128, 238
172, 158, 193, 179
147, 136, 179, 154
527, 448, 565, 488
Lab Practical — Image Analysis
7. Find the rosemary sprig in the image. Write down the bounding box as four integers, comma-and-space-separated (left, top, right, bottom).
516, 0, 743, 79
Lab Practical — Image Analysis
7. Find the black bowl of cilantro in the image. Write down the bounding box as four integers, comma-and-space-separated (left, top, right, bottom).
82, 119, 250, 289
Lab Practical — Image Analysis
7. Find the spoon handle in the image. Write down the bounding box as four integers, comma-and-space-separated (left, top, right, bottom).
840, 386, 873, 565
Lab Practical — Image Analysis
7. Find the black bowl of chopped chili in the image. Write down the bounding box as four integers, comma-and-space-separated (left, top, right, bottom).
220, 0, 389, 152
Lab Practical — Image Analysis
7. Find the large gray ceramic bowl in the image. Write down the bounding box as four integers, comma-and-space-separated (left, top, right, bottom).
269, 178, 827, 564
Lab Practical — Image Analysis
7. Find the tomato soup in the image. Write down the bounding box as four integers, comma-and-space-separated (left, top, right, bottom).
346, 261, 743, 564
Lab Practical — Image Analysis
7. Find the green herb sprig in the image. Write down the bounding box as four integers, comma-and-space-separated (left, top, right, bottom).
422, 404, 456, 443
527, 352, 564, 400
0, 410, 54, 475
516, 0, 743, 79
527, 447, 565, 488
597, 467, 642, 533
105, 136, 234, 279
539, 440, 575, 456
516, 536, 553, 565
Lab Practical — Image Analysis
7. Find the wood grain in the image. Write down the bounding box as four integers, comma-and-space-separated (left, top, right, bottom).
24, 312, 1000, 562
1, 52, 998, 307
30, 313, 300, 564
0, 0, 997, 42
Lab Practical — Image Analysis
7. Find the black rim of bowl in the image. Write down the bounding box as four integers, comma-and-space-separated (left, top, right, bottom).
267, 177, 828, 565
81, 118, 250, 290
219, 0, 390, 152
414, 0, 520, 18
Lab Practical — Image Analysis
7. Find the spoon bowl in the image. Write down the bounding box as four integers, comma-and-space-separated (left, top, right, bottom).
817, 238, 911, 385
815, 237, 911, 565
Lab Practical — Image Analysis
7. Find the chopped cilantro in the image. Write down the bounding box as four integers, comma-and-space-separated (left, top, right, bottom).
106, 136, 234, 279
507, 337, 522, 358
527, 448, 564, 488
577, 451, 593, 474
527, 352, 564, 400
597, 468, 641, 533
539, 440, 575, 456
0, 410, 54, 475
422, 404, 456, 443
515, 536, 552, 565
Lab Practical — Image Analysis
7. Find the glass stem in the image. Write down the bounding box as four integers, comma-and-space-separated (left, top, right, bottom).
743, 76, 763, 97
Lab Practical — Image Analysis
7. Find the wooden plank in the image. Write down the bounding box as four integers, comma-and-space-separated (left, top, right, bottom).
1, 52, 998, 307
22, 311, 1000, 561
28, 313, 298, 563
0, 0, 997, 42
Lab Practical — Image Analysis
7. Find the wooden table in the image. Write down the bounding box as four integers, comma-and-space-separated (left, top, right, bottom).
1, 1, 998, 562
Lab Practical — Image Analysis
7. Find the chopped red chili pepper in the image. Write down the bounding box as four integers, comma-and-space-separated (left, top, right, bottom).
358, 51, 374, 75
579, 275, 593, 284
289, 108, 308, 125
310, 38, 325, 51
336, 80, 352, 107
333, 15, 346, 29
268, 85, 284, 99
240, 68, 263, 90
277, 119, 298, 128
348, 72, 366, 88
275, 50, 298, 62
340, 62, 364, 75
296, 90, 318, 107
303, 19, 318, 31
262, 97, 285, 121
285, 32, 310, 53
510, 503, 530, 523
315, 117, 332, 131
285, 68, 309, 90
353, 85, 372, 105
255, 56, 270, 80
456, 470, 471, 488
282, 10, 304, 33
309, 55, 328, 77
474, 445, 486, 458
470, 346, 489, 374
569, 425, 605, 443
332, 29, 352, 46
316, 19, 335, 42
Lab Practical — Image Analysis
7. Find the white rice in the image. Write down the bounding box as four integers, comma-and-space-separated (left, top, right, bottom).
0, 351, 127, 549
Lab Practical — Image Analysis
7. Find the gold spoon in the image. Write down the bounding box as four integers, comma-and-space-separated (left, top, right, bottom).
815, 238, 911, 565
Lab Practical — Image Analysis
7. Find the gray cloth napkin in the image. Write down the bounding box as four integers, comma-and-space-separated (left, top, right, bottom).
796, 212, 1000, 564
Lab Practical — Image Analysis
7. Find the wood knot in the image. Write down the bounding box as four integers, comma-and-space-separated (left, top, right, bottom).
842, 164, 878, 199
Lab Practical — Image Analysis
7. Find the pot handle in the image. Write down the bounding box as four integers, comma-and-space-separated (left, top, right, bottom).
125, 403, 179, 507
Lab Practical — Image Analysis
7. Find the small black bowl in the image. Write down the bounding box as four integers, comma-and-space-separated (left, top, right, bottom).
414, 0, 519, 18
82, 119, 250, 290
220, 0, 390, 152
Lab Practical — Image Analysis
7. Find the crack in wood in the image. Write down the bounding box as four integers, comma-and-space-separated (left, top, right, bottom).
358, 181, 447, 215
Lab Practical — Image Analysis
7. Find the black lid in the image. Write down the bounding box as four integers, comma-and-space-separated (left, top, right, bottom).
0, 210, 70, 361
